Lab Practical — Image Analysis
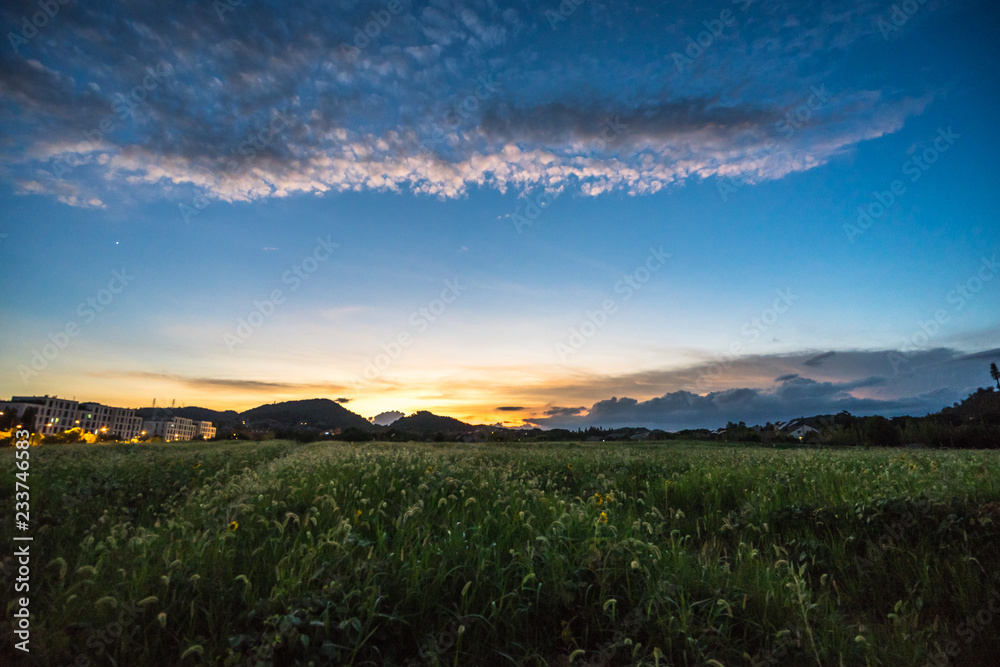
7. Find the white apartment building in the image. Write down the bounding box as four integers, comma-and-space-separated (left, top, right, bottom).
9, 395, 80, 435
194, 421, 216, 440
142, 417, 198, 442
0, 401, 41, 426
6, 395, 159, 441
78, 402, 144, 440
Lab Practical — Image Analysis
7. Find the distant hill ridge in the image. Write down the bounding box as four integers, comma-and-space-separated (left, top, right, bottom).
239, 398, 374, 431
136, 406, 240, 425
130, 387, 999, 438
388, 410, 479, 433
136, 398, 378, 432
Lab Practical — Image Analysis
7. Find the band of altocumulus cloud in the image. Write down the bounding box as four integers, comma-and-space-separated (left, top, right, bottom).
2, 0, 930, 208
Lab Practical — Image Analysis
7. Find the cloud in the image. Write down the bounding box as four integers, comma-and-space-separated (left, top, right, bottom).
0, 0, 939, 208
953, 348, 1000, 363
521, 346, 997, 430
542, 406, 587, 417
335, 397, 351, 403
371, 410, 404, 426
495, 406, 525, 411
527, 376, 947, 431
94, 371, 354, 394
14, 178, 104, 209
803, 351, 836, 367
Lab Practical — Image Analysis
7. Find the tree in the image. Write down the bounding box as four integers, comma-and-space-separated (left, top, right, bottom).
991, 362, 1000, 390
865, 416, 901, 447
46, 427, 85, 444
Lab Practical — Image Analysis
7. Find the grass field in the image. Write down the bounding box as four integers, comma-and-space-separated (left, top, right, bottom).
2, 440, 999, 666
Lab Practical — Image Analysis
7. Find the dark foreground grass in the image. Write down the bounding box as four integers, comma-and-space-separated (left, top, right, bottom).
2, 440, 999, 666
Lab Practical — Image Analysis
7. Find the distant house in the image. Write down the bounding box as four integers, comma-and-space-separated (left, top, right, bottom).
193, 421, 216, 440
789, 425, 818, 440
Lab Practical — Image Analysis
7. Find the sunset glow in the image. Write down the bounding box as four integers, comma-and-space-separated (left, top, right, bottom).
1, 0, 997, 429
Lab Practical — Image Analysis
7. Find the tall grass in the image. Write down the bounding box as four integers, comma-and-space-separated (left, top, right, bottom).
2, 440, 998, 665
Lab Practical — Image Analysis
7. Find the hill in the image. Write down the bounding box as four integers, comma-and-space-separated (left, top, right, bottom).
136, 406, 240, 426
239, 398, 374, 432
387, 410, 477, 434
939, 387, 999, 424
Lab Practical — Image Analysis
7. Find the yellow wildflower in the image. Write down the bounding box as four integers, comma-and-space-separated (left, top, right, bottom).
228, 521, 238, 532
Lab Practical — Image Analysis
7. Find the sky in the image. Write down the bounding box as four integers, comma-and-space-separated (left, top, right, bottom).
1, 0, 998, 430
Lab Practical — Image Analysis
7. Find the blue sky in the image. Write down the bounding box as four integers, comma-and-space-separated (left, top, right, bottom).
1, 0, 997, 428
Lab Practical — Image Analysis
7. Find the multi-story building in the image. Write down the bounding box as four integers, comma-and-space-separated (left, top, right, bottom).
5, 395, 214, 443
10, 395, 84, 435
7, 395, 159, 441
78, 402, 144, 440
0, 400, 41, 427
142, 417, 198, 442
193, 421, 216, 440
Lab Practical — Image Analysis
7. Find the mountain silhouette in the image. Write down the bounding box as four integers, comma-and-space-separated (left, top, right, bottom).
239, 398, 375, 431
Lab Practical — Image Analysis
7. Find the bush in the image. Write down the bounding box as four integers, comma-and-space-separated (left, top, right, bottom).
865, 416, 901, 447
45, 427, 86, 444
